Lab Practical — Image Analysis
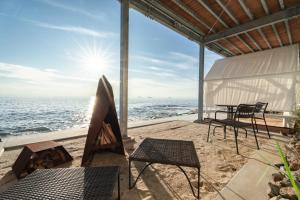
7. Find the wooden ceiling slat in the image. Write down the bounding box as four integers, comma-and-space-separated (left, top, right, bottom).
207, 0, 237, 27
261, 25, 280, 48
284, 0, 300, 8
239, 33, 259, 51
289, 17, 300, 43
246, 0, 267, 18
227, 36, 250, 53
275, 21, 289, 46
217, 39, 242, 55
133, 0, 300, 57
266, 0, 281, 13
248, 30, 269, 50
160, 0, 209, 34
223, 0, 251, 24
182, 0, 224, 33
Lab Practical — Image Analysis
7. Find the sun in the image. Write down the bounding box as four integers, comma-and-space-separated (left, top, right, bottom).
68, 39, 113, 76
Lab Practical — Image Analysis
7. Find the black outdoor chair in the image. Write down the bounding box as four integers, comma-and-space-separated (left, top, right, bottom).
254, 102, 270, 138
207, 104, 259, 154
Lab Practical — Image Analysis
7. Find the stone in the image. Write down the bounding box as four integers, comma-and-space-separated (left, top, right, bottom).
268, 182, 280, 197
279, 187, 297, 200
279, 178, 291, 187
269, 196, 280, 200
294, 169, 300, 182
272, 172, 284, 182
289, 159, 300, 171
294, 129, 300, 139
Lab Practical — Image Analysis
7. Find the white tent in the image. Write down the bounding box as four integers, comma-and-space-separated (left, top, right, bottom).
204, 45, 300, 112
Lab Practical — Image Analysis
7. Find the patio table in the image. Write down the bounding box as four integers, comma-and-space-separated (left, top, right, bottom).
129, 138, 200, 199
0, 166, 120, 200
216, 104, 238, 119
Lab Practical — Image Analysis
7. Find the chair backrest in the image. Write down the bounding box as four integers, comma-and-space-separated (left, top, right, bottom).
234, 104, 256, 120
255, 102, 268, 113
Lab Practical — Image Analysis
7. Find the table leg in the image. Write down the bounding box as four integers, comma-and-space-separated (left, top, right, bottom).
198, 167, 200, 199
118, 172, 120, 200
129, 161, 152, 189
177, 166, 200, 198
128, 159, 131, 189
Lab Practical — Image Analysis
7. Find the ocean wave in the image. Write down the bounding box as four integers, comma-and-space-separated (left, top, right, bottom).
17, 127, 52, 133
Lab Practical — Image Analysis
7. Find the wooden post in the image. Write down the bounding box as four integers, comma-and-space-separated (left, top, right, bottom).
198, 43, 205, 121
120, 0, 129, 137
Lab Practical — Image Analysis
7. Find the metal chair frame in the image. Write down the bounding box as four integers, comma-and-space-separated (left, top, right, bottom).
207, 104, 259, 154
254, 102, 271, 138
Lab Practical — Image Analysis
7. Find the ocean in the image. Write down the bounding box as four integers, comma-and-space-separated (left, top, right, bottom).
0, 97, 197, 137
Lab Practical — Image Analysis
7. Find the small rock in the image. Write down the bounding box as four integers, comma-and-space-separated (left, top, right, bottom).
294, 132, 300, 140
279, 178, 291, 187
289, 159, 300, 171
294, 169, 300, 181
279, 187, 297, 200
269, 196, 279, 200
272, 172, 284, 182
268, 182, 280, 197
269, 196, 282, 200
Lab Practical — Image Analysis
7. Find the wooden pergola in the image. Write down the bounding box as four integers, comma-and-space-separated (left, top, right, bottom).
118, 0, 300, 137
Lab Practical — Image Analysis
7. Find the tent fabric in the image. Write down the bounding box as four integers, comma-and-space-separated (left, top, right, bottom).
204, 45, 300, 112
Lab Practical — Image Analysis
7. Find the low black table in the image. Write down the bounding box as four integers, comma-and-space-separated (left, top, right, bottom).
0, 166, 120, 200
129, 138, 200, 199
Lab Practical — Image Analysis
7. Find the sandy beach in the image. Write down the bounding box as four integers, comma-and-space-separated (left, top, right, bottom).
0, 116, 286, 200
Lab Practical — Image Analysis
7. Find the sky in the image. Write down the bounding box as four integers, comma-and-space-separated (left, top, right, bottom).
0, 0, 222, 99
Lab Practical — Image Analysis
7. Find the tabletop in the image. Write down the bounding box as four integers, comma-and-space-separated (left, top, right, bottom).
129, 138, 200, 168
0, 167, 120, 200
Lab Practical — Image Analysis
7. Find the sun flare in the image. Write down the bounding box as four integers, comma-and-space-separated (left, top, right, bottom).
69, 40, 113, 76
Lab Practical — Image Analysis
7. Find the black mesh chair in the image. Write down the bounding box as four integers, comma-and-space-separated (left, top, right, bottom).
254, 102, 270, 138
207, 104, 259, 154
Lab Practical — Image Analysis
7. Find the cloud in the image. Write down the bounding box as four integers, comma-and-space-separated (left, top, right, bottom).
0, 62, 96, 83
29, 20, 113, 38
128, 77, 198, 98
133, 51, 198, 71
0, 62, 105, 97
36, 0, 105, 20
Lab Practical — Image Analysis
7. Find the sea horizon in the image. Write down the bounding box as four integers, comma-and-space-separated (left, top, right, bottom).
0, 96, 198, 138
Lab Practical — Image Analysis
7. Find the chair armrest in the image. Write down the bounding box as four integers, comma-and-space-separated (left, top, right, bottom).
214, 110, 234, 120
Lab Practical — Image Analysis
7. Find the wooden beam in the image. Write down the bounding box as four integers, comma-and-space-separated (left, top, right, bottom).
204, 5, 300, 43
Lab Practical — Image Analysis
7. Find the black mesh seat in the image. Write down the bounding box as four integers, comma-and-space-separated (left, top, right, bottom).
207, 104, 259, 154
